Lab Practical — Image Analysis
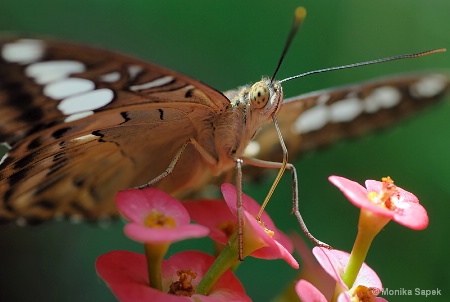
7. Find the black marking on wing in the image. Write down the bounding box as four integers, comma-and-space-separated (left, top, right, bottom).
119, 112, 130, 124
7, 166, 31, 186
53, 152, 66, 161
35, 174, 64, 196
185, 88, 194, 98
88, 187, 101, 204
3, 82, 34, 108
59, 140, 68, 149
73, 177, 85, 187
27, 137, 42, 150
34, 199, 57, 211
27, 121, 59, 139
20, 106, 45, 123
47, 157, 69, 176
91, 130, 105, 142
0, 155, 14, 169
13, 153, 37, 170
23, 215, 46, 226
3, 189, 13, 206
52, 127, 71, 139
158, 109, 164, 120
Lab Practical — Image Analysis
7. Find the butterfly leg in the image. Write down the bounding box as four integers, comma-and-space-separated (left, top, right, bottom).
136, 138, 219, 189
242, 156, 331, 249
135, 141, 191, 189
234, 157, 245, 260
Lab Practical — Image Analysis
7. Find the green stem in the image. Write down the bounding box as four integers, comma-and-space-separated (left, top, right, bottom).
341, 227, 375, 287
331, 209, 389, 301
144, 242, 170, 291
195, 232, 241, 295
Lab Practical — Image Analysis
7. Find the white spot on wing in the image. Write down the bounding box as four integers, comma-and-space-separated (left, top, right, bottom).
130, 76, 174, 91
44, 78, 95, 99
58, 88, 114, 115
100, 71, 121, 83
316, 94, 330, 105
243, 141, 260, 157
410, 74, 448, 98
364, 86, 401, 113
329, 98, 363, 122
128, 65, 143, 80
293, 105, 329, 134
26, 60, 85, 84
72, 134, 98, 142
64, 111, 94, 122
1, 39, 44, 64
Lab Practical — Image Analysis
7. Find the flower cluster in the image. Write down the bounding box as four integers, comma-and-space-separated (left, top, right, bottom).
96, 176, 428, 301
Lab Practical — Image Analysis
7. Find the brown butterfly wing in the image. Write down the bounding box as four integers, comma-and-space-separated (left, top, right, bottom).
249, 72, 450, 166
0, 38, 229, 224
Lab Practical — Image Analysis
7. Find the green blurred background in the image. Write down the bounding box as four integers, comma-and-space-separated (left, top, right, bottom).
1, 0, 449, 301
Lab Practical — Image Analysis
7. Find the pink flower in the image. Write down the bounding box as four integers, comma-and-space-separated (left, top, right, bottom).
183, 199, 234, 245
116, 188, 209, 243
96, 250, 250, 302
296, 247, 387, 302
329, 176, 428, 230
220, 183, 298, 268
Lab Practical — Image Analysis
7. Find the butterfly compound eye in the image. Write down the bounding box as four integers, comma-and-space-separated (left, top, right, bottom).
249, 82, 270, 109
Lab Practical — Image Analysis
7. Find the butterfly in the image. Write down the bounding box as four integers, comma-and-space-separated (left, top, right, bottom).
0, 29, 449, 229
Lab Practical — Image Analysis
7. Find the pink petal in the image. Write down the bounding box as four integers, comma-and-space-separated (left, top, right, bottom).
124, 223, 209, 243
182, 199, 233, 244
312, 247, 347, 288
328, 176, 372, 209
392, 202, 429, 230
295, 280, 328, 302
312, 247, 382, 290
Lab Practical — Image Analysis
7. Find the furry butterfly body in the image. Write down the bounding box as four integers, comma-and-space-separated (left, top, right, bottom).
0, 37, 449, 225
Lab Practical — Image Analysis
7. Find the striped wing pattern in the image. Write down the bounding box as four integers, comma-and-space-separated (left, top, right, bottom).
0, 38, 228, 224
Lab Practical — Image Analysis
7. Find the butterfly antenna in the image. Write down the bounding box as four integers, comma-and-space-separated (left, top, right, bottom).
271, 7, 307, 83
280, 48, 446, 83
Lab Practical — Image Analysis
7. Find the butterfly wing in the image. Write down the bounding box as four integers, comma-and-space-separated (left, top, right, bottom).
248, 72, 450, 165
0, 38, 229, 224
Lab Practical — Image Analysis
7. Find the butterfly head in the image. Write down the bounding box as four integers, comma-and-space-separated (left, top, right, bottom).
248, 78, 283, 117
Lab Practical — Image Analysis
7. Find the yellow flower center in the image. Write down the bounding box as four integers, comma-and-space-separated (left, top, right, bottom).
258, 220, 274, 237
144, 209, 176, 228
367, 176, 400, 211
349, 285, 381, 302
168, 269, 197, 296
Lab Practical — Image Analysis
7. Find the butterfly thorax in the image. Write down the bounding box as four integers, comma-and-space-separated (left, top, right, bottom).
212, 78, 283, 172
